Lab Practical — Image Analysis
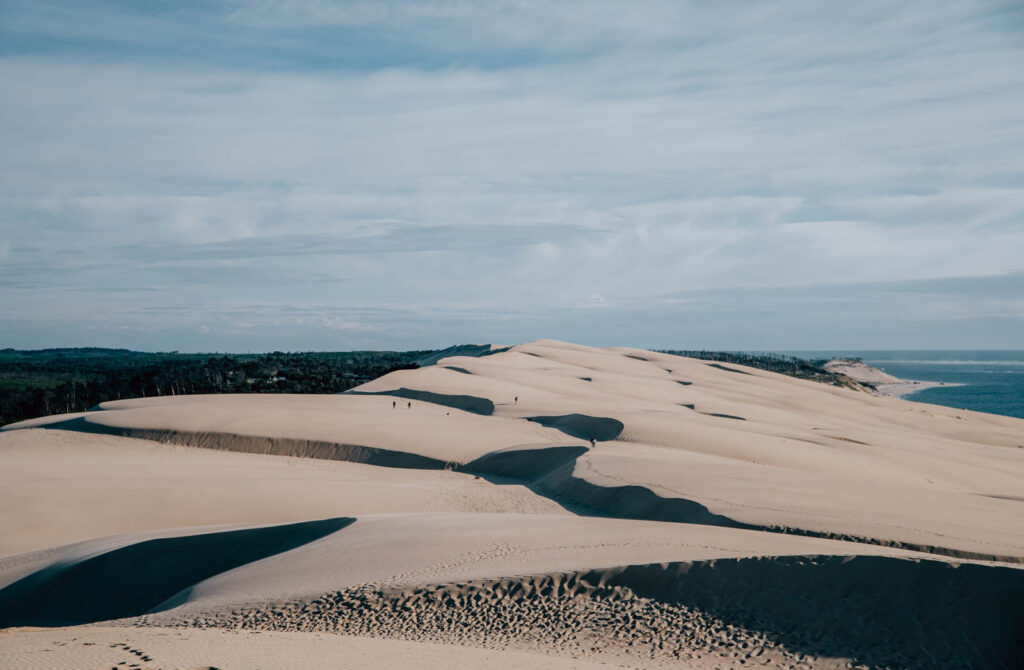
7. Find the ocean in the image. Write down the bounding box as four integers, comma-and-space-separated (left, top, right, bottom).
790, 350, 1024, 421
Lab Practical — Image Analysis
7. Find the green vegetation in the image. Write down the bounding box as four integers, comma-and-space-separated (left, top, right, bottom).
0, 348, 432, 427
660, 350, 863, 389
0, 345, 866, 428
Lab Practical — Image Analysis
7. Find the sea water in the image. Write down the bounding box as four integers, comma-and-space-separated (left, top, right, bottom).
791, 350, 1024, 421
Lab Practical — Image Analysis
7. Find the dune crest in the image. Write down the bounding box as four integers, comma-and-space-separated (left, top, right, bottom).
3, 339, 1023, 668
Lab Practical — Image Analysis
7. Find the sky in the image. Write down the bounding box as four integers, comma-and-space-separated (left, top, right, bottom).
1, 0, 1023, 352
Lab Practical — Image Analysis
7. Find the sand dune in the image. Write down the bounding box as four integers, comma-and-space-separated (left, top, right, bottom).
0, 627, 620, 670
11, 339, 1019, 559
358, 340, 1024, 560
824, 358, 960, 397
175, 554, 1024, 669
2, 339, 1023, 668
0, 513, 905, 624
10, 392, 565, 464
823, 359, 903, 385
5, 513, 1022, 667
2, 513, 1021, 667
0, 428, 566, 557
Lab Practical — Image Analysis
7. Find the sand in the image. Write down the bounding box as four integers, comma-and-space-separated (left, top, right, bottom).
0, 626, 626, 670
2, 339, 1023, 668
823, 359, 904, 385
824, 358, 961, 397
874, 379, 959, 397
0, 429, 566, 558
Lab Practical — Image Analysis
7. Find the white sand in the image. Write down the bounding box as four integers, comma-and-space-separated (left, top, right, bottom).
0, 429, 566, 558
2, 339, 1024, 668
0, 626, 631, 670
823, 359, 903, 385
824, 358, 961, 397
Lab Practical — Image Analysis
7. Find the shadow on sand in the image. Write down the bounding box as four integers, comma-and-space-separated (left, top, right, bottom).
0, 517, 354, 627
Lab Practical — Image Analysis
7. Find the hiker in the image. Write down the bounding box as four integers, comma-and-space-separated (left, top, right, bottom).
407, 401, 411, 409
514, 395, 518, 404
590, 437, 596, 448
392, 400, 396, 409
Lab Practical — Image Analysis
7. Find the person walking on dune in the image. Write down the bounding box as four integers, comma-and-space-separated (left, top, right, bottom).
590, 437, 596, 449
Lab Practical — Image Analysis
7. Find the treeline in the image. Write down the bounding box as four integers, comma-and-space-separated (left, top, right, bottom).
0, 348, 432, 427
660, 350, 862, 388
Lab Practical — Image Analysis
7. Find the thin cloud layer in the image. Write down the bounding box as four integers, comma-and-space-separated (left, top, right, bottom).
1, 1, 1022, 350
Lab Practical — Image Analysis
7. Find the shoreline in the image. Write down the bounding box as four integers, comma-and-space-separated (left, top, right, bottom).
875, 379, 964, 398
822, 359, 965, 399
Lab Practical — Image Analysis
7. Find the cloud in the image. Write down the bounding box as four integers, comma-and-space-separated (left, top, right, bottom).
5, 273, 1023, 352
1, 1, 1022, 349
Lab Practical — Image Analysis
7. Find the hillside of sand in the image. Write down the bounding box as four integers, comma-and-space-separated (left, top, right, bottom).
2, 340, 1024, 669
824, 358, 960, 398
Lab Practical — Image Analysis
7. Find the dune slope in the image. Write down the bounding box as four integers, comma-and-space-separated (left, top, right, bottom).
2, 339, 1023, 668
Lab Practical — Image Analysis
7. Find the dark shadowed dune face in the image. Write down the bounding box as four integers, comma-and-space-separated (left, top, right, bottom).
544, 473, 748, 528
347, 388, 495, 415
827, 435, 869, 445
526, 414, 624, 441
460, 446, 588, 481
413, 344, 509, 367
32, 417, 451, 470
177, 555, 1024, 670
4, 339, 1024, 670
614, 555, 1024, 670
700, 412, 747, 421
706, 363, 752, 375
0, 518, 354, 628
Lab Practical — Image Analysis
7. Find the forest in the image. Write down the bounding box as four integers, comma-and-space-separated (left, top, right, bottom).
660, 350, 861, 389
0, 346, 856, 427
0, 348, 430, 427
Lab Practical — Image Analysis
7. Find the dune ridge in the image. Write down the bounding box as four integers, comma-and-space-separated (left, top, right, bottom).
465, 446, 1024, 563
32, 416, 455, 470
7, 512, 1019, 667
150, 554, 1024, 669
346, 388, 497, 415
0, 518, 354, 628
20, 419, 1019, 563
3, 339, 1024, 668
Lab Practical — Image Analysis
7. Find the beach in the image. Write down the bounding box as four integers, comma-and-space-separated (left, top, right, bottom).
823, 358, 962, 398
